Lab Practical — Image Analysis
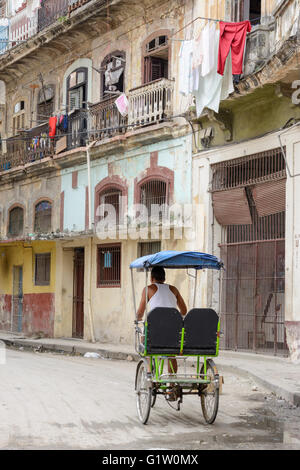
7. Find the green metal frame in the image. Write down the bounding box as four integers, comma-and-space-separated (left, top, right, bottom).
141, 320, 220, 386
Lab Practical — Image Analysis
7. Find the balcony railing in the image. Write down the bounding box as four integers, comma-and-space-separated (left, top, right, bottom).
128, 78, 174, 127
68, 109, 88, 149
9, 6, 38, 45
1, 123, 53, 171
89, 96, 127, 141
38, 0, 69, 32
0, 78, 176, 172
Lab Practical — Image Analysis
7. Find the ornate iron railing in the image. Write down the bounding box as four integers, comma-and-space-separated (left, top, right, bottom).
38, 0, 69, 32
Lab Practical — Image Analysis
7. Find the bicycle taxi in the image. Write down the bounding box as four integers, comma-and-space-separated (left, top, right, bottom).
130, 250, 224, 425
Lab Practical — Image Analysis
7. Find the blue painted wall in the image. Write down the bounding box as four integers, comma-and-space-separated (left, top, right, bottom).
60, 135, 192, 232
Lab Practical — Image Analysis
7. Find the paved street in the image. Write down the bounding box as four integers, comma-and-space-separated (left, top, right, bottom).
0, 348, 299, 450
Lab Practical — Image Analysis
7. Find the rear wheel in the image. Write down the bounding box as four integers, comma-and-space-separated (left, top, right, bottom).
135, 360, 152, 424
200, 360, 219, 424
151, 360, 157, 407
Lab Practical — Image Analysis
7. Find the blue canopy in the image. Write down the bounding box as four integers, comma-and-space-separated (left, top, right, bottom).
130, 250, 223, 270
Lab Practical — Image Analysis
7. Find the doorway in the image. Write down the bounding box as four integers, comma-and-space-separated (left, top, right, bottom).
72, 248, 84, 338
12, 266, 23, 332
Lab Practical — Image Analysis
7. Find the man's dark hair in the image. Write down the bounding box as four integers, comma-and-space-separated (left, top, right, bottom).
151, 266, 165, 282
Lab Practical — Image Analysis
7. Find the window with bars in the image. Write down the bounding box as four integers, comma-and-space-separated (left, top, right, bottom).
140, 179, 168, 217
35, 253, 51, 286
34, 201, 52, 233
211, 148, 286, 243
138, 241, 161, 258
97, 244, 121, 287
98, 188, 122, 225
232, 0, 261, 25
8, 206, 24, 237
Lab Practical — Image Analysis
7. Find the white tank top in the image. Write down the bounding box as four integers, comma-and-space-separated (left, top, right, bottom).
148, 283, 177, 311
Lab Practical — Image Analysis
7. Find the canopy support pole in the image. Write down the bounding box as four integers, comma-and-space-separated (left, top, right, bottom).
193, 269, 198, 308
131, 268, 137, 320
145, 269, 149, 319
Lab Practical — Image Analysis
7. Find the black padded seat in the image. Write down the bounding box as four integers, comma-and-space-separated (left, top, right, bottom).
182, 308, 219, 355
146, 307, 183, 354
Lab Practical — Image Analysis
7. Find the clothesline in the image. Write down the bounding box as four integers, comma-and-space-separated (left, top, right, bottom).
171, 15, 261, 40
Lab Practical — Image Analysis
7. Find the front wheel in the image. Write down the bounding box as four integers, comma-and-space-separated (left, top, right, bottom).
200, 359, 219, 424
135, 360, 152, 424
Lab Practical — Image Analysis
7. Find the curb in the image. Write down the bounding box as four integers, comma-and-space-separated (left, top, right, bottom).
3, 336, 300, 407
2, 338, 140, 362
218, 363, 300, 407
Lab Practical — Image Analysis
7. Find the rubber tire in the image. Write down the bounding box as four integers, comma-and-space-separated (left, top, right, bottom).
151, 359, 157, 408
200, 359, 219, 424
135, 360, 152, 424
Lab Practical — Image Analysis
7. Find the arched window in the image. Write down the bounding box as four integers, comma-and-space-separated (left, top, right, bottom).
101, 51, 125, 100
140, 179, 168, 215
8, 206, 24, 237
34, 200, 52, 233
98, 187, 122, 224
143, 33, 169, 84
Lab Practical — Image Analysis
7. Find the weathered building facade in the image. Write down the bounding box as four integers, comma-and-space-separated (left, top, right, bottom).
0, 0, 195, 343
192, 0, 300, 362
0, 0, 299, 362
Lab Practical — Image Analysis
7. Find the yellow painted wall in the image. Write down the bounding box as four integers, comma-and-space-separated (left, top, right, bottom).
0, 241, 56, 295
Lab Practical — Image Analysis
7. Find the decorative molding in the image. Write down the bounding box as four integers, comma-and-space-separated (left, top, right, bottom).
207, 109, 233, 142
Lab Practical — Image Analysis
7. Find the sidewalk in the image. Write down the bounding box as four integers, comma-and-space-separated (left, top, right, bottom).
1, 331, 299, 406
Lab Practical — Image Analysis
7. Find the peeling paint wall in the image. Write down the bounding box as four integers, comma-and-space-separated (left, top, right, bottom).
0, 241, 56, 336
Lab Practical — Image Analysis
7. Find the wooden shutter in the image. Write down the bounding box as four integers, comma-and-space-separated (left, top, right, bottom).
212, 188, 252, 225
69, 87, 83, 111
252, 179, 286, 217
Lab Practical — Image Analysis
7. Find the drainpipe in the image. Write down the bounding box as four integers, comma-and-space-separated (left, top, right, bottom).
87, 236, 95, 343
86, 111, 96, 342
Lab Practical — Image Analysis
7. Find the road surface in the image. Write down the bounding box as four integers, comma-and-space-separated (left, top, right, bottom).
0, 348, 299, 450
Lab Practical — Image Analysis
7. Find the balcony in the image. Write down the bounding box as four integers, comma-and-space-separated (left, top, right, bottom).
38, 0, 69, 32
89, 96, 127, 141
1, 123, 53, 171
0, 78, 176, 173
128, 78, 174, 127
67, 109, 88, 149
9, 3, 38, 46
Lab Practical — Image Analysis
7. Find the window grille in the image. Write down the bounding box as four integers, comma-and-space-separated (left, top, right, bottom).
97, 245, 121, 287
35, 253, 51, 286
34, 201, 52, 233
211, 148, 285, 192
138, 241, 161, 258
211, 148, 286, 243
140, 180, 168, 216
8, 207, 24, 237
99, 188, 122, 224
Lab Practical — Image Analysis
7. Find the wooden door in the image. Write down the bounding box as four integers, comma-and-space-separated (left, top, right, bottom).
72, 248, 84, 338
12, 266, 23, 332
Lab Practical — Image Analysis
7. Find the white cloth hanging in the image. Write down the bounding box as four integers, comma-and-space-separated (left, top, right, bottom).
193, 30, 234, 117
178, 40, 193, 96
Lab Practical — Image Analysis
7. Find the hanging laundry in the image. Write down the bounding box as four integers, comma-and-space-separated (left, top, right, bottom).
201, 22, 217, 77
192, 30, 234, 117
62, 115, 68, 132
115, 93, 129, 117
178, 40, 193, 96
217, 20, 251, 76
49, 116, 57, 138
